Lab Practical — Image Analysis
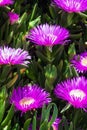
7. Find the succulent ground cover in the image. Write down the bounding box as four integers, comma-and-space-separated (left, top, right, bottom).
1, 0, 87, 130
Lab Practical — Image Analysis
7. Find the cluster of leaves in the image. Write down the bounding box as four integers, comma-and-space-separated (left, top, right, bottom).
1, 0, 87, 130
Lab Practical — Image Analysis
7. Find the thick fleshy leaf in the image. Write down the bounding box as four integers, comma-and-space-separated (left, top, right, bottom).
6, 74, 18, 88
39, 119, 48, 130
46, 103, 58, 128
24, 118, 31, 130
1, 105, 14, 127
30, 3, 38, 21
0, 100, 5, 123
32, 112, 37, 130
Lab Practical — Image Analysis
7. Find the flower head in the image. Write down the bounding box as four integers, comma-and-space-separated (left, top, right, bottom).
0, 0, 13, 6
27, 24, 69, 46
0, 46, 31, 66
10, 85, 51, 112
53, 0, 87, 13
54, 77, 87, 109
71, 52, 87, 73
8, 12, 19, 24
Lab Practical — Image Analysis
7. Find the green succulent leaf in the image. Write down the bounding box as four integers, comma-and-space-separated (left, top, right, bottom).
1, 105, 14, 127
24, 118, 31, 130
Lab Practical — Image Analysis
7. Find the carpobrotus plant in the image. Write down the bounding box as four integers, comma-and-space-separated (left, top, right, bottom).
10, 85, 51, 112
54, 77, 87, 109
27, 24, 69, 46
1, 0, 87, 129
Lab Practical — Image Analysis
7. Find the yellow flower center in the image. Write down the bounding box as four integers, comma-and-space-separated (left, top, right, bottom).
19, 97, 35, 106
0, 0, 3, 3
69, 89, 86, 101
81, 57, 87, 66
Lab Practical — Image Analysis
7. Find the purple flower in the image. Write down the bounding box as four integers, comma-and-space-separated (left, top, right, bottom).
54, 77, 87, 109
8, 12, 19, 24
0, 46, 31, 66
10, 85, 51, 112
0, 0, 13, 6
71, 52, 87, 73
52, 118, 61, 130
27, 24, 69, 46
53, 0, 87, 13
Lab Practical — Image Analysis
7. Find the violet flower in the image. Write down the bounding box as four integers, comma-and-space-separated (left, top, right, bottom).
8, 12, 19, 24
71, 52, 87, 73
53, 0, 87, 13
10, 85, 51, 112
54, 77, 87, 110
0, 46, 31, 66
0, 0, 13, 6
27, 24, 69, 46
52, 118, 61, 130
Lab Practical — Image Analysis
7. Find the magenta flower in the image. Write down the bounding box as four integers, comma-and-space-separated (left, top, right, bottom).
27, 24, 69, 46
53, 0, 87, 13
54, 77, 87, 109
71, 52, 87, 73
52, 118, 61, 130
8, 12, 19, 24
0, 46, 31, 66
0, 0, 13, 6
10, 85, 51, 112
